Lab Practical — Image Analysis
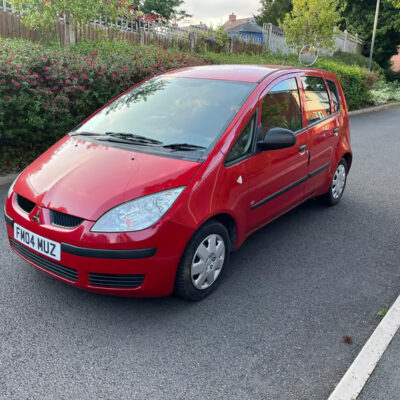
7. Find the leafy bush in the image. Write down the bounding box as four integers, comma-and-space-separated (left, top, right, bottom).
385, 68, 400, 82
332, 50, 381, 71
0, 38, 205, 173
370, 81, 400, 105
0, 37, 394, 174
205, 51, 377, 110
202, 50, 299, 66
316, 59, 377, 109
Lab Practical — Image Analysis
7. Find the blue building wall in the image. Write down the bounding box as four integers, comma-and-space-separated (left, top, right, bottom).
237, 31, 264, 43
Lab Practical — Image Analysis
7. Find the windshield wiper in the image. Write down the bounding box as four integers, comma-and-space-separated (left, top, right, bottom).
70, 131, 102, 137
162, 143, 206, 151
71, 132, 205, 151
70, 131, 162, 146
105, 132, 162, 145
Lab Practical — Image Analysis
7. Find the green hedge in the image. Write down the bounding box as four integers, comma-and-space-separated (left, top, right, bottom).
332, 50, 381, 71
317, 59, 377, 110
204, 52, 378, 110
0, 38, 206, 174
0, 38, 381, 174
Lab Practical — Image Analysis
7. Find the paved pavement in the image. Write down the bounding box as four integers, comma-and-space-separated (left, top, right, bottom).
1, 107, 400, 400
358, 331, 400, 399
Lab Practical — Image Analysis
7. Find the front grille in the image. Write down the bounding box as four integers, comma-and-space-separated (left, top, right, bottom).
16, 194, 35, 214
89, 273, 145, 288
11, 239, 78, 282
50, 210, 84, 229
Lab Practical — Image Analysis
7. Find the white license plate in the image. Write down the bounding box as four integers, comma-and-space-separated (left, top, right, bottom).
14, 223, 61, 261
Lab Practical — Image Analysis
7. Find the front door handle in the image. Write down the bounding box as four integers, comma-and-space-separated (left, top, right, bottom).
298, 145, 307, 152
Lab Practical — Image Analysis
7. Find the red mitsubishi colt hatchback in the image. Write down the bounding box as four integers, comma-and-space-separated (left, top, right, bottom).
4, 65, 352, 300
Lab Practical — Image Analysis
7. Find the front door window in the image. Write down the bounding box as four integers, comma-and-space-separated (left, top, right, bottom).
260, 78, 302, 141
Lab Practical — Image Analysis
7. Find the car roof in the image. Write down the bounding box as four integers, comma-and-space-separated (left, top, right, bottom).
162, 64, 287, 83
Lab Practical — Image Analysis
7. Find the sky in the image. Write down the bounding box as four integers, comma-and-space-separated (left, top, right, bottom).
180, 0, 261, 28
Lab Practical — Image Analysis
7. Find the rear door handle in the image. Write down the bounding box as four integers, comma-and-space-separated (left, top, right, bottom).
298, 145, 307, 152
333, 127, 339, 133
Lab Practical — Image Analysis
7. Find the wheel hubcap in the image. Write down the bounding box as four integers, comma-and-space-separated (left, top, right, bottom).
191, 234, 225, 290
332, 164, 346, 199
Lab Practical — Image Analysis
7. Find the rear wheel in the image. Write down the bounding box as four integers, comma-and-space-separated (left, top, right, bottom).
318, 158, 348, 206
174, 220, 230, 301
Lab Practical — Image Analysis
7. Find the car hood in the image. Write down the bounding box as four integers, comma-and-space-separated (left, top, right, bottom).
14, 136, 201, 221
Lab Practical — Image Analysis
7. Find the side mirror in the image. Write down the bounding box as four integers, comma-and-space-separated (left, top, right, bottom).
258, 127, 297, 151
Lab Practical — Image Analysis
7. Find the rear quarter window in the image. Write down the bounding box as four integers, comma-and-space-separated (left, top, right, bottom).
326, 80, 340, 113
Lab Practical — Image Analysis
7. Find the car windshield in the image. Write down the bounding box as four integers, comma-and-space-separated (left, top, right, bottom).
72, 77, 256, 151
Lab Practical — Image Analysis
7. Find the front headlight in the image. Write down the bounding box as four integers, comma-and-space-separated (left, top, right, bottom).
91, 187, 185, 232
7, 174, 20, 199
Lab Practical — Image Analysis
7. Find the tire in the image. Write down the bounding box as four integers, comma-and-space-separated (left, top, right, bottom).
318, 158, 348, 206
174, 220, 230, 301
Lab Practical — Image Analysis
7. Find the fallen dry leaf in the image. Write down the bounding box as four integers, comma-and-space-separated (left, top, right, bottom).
342, 335, 352, 344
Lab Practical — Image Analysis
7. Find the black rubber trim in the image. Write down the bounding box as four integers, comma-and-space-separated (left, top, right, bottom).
308, 162, 331, 178
251, 176, 308, 209
257, 67, 287, 83
61, 243, 157, 259
4, 212, 14, 227
11, 239, 78, 282
88, 272, 145, 288
251, 162, 330, 210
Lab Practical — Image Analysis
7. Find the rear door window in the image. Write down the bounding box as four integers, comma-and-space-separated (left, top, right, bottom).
301, 76, 331, 124
326, 79, 340, 113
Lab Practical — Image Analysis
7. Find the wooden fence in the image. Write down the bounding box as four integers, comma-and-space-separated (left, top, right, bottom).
0, 10, 264, 54
0, 8, 363, 56
0, 10, 42, 42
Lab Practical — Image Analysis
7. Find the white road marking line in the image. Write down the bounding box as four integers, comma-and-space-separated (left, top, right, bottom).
328, 294, 400, 400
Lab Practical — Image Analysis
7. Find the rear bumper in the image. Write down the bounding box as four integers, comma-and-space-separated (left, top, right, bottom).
4, 200, 193, 297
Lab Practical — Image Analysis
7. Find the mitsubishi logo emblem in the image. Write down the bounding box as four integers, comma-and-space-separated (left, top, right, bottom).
31, 210, 40, 224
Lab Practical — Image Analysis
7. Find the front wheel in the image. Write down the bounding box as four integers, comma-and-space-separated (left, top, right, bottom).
318, 158, 348, 206
174, 220, 230, 301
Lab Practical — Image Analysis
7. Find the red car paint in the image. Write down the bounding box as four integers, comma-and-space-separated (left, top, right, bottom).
4, 65, 352, 297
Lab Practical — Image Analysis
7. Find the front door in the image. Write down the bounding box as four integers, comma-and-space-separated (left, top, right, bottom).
246, 75, 311, 232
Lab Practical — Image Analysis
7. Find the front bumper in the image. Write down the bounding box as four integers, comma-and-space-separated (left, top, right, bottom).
4, 194, 194, 297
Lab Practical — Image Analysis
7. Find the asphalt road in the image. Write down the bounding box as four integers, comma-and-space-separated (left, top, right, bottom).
1, 106, 400, 400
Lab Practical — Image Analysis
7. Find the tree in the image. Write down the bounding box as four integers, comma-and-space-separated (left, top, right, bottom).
138, 0, 190, 21
9, 0, 190, 45
281, 0, 342, 50
389, 0, 400, 7
255, 0, 292, 26
10, 0, 132, 44
343, 0, 400, 69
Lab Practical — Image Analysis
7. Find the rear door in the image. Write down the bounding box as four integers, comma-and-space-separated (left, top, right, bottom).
299, 73, 340, 195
